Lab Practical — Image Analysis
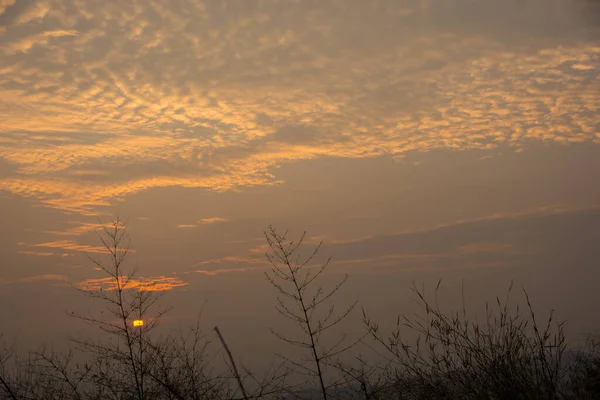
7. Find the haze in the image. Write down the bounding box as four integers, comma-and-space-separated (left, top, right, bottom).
0, 0, 599, 362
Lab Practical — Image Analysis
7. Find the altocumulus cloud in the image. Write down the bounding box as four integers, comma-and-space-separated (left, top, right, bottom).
0, 0, 598, 214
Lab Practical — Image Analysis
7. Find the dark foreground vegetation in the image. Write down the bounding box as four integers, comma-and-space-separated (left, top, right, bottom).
1, 219, 599, 399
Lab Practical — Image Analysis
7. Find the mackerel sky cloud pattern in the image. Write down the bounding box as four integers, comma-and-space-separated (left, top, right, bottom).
0, 0, 598, 213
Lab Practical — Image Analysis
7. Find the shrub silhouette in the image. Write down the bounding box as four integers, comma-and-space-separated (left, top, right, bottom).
1, 219, 599, 400
361, 282, 600, 400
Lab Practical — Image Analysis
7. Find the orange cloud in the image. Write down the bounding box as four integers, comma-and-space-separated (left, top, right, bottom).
200, 217, 228, 225
0, 0, 597, 215
34, 240, 111, 254
249, 244, 270, 255
76, 276, 188, 292
46, 222, 113, 236
17, 250, 55, 256
0, 0, 16, 15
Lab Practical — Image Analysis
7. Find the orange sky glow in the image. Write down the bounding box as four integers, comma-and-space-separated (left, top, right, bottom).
0, 0, 599, 361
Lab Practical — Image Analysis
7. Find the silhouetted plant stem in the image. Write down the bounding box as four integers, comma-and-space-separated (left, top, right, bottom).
214, 326, 248, 400
264, 226, 359, 400
0, 374, 18, 400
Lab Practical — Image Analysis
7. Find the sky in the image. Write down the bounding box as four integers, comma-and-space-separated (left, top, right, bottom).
1, 0, 599, 362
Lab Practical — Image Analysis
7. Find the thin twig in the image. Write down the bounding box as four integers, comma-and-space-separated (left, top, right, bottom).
214, 326, 248, 400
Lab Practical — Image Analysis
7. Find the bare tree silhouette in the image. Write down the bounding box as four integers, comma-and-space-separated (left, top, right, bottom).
68, 217, 168, 399
264, 226, 358, 400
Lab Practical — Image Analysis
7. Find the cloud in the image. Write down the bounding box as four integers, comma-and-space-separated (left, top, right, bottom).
177, 224, 197, 228
194, 267, 259, 276
0, 273, 68, 285
4, 30, 79, 55
0, 0, 50, 26
0, 0, 598, 214
200, 217, 227, 225
45, 222, 113, 236
194, 255, 263, 266
456, 242, 516, 255
17, 250, 55, 256
33, 240, 110, 253
187, 206, 591, 277
320, 204, 600, 272
0, 0, 16, 18
191, 255, 265, 276
76, 276, 188, 292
